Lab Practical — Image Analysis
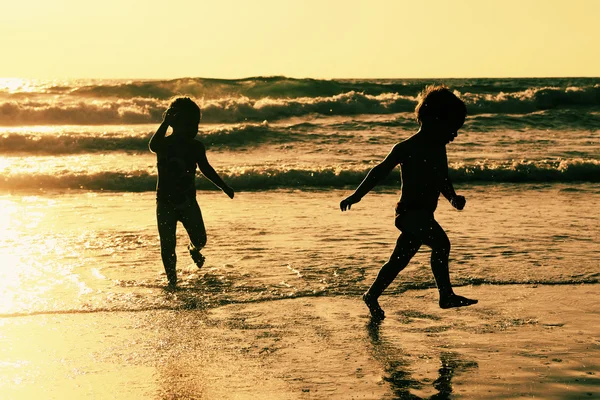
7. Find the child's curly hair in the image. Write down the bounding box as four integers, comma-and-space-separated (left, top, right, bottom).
168, 96, 201, 127
415, 85, 466, 128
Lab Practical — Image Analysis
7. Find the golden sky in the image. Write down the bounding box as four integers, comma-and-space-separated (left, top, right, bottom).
0, 0, 598, 79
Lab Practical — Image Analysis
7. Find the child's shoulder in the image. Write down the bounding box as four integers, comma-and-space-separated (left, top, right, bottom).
393, 135, 417, 151
388, 135, 420, 162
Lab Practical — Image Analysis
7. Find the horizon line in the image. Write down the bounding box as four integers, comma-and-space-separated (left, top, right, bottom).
1, 75, 599, 81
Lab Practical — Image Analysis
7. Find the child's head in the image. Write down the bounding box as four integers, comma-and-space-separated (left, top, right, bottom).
415, 85, 467, 135
168, 97, 201, 138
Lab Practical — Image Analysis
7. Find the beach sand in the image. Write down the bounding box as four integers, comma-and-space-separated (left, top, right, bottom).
0, 284, 598, 399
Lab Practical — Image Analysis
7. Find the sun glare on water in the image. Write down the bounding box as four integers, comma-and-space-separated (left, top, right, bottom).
0, 78, 36, 94
0, 196, 71, 314
0, 194, 104, 315
0, 199, 26, 313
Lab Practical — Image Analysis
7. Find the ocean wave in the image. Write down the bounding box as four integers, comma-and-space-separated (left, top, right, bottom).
1, 110, 594, 155
200, 91, 416, 122
3, 76, 597, 99
0, 132, 152, 154
0, 123, 301, 154
1, 159, 599, 192
0, 93, 415, 125
0, 98, 165, 125
464, 110, 600, 131
33, 76, 428, 100
461, 85, 600, 114
450, 159, 600, 183
1, 82, 599, 126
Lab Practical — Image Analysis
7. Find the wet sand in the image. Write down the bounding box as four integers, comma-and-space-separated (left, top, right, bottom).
1, 284, 598, 399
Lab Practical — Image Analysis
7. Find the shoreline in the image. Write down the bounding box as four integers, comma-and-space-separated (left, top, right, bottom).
0, 281, 598, 320
1, 284, 598, 399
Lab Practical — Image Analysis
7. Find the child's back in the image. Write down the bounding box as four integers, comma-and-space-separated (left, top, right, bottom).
155, 134, 202, 205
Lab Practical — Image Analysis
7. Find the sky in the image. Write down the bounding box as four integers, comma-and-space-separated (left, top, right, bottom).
0, 0, 598, 79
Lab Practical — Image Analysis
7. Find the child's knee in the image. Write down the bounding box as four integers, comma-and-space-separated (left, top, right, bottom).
430, 235, 450, 255
437, 240, 451, 255
192, 234, 207, 250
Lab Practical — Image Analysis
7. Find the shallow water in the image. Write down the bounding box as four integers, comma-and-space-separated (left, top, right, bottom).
0, 185, 598, 317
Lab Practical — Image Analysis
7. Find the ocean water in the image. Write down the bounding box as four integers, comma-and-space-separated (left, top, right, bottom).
0, 76, 598, 317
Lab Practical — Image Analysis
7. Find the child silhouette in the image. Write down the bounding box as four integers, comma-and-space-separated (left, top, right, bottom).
340, 85, 477, 319
149, 97, 234, 288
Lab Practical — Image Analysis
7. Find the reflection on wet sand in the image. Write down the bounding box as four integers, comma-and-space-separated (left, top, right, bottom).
154, 311, 210, 400
367, 319, 478, 399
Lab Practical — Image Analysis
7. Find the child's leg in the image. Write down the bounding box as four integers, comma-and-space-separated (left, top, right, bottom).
418, 218, 453, 297
366, 232, 421, 299
180, 199, 207, 268
156, 201, 178, 286
363, 230, 421, 320
417, 217, 477, 308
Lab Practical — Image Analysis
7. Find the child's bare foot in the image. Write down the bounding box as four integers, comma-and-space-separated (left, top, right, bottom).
439, 294, 478, 309
363, 292, 385, 320
188, 245, 205, 269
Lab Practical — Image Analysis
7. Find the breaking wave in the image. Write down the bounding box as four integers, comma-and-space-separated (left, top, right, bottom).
3, 76, 597, 99
2, 159, 598, 192
0, 123, 301, 154
0, 77, 597, 126
0, 92, 415, 125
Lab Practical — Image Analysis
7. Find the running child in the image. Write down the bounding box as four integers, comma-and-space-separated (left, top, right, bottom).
149, 97, 234, 288
340, 85, 477, 319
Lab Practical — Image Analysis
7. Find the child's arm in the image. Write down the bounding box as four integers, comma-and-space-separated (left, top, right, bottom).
439, 148, 466, 210
196, 142, 234, 199
149, 109, 175, 153
340, 143, 404, 211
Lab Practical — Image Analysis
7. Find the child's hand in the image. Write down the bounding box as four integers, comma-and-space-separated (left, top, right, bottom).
223, 186, 235, 199
162, 108, 177, 126
451, 195, 466, 210
340, 194, 360, 211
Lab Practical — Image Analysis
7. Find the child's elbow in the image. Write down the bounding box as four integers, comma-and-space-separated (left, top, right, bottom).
372, 163, 390, 177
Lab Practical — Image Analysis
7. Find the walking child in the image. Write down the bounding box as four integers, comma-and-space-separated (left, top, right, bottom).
340, 85, 477, 320
149, 97, 234, 288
